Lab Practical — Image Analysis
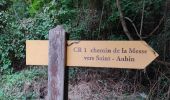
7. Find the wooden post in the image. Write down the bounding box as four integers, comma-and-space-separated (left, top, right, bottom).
48, 25, 66, 100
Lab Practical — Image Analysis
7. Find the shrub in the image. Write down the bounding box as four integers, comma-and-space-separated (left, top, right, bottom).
0, 1, 57, 74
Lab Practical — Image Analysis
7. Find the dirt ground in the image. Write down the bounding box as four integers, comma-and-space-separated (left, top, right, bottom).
26, 68, 148, 100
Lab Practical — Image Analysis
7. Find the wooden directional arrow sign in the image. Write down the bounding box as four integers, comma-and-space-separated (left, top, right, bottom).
26, 40, 158, 69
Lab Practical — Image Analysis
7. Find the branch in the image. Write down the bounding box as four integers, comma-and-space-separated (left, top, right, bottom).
148, 16, 164, 36
155, 59, 170, 66
148, 0, 167, 36
139, 0, 145, 35
116, 0, 133, 40
116, 0, 169, 67
98, 2, 105, 35
124, 17, 142, 40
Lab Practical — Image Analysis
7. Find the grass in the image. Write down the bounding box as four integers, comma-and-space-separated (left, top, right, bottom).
0, 66, 47, 100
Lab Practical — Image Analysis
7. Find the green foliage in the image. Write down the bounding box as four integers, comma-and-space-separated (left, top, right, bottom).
0, 1, 57, 74
0, 67, 47, 100
69, 68, 78, 79
28, 0, 51, 16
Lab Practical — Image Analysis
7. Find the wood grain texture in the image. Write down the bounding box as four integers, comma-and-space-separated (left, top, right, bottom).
48, 25, 66, 100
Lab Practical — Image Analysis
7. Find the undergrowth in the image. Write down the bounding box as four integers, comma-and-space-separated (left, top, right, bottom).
0, 67, 47, 100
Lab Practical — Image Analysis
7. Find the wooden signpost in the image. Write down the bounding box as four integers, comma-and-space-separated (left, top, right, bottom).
48, 26, 66, 100
26, 25, 159, 100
